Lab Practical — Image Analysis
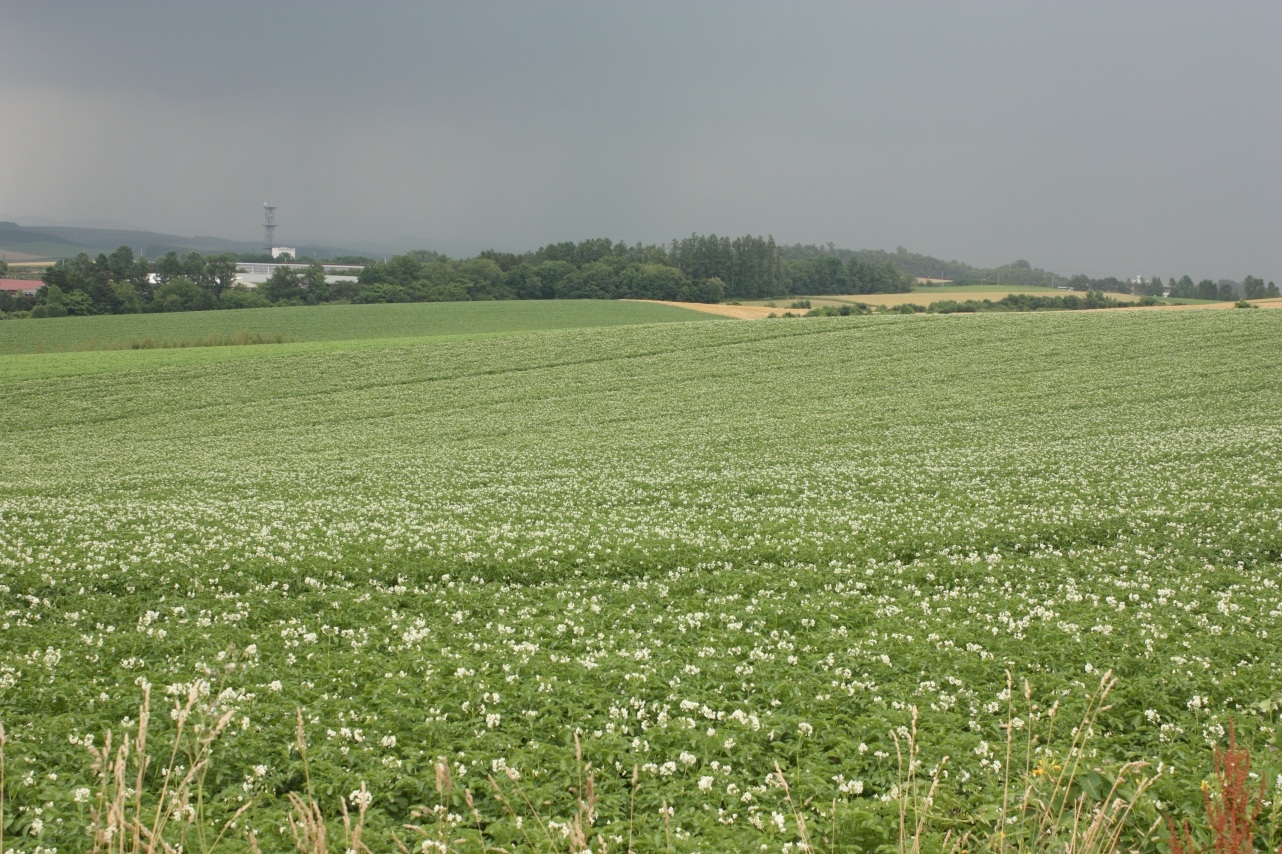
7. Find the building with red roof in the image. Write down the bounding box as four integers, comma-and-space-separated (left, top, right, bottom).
0, 279, 42, 296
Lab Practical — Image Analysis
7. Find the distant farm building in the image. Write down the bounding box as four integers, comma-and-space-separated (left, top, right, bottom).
0, 278, 41, 296
235, 262, 363, 288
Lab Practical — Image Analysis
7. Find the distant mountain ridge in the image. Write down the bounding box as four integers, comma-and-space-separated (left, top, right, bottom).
0, 223, 364, 262
780, 243, 1065, 287
0, 222, 261, 261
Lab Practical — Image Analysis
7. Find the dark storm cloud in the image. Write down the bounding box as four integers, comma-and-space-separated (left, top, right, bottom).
2, 1, 1278, 280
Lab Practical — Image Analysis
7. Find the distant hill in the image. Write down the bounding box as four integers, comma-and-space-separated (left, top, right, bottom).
0, 222, 260, 261
0, 223, 363, 262
37, 226, 262, 258
781, 243, 1065, 287
0, 221, 83, 261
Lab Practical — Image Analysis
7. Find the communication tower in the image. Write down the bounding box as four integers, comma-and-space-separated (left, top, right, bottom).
263, 204, 277, 252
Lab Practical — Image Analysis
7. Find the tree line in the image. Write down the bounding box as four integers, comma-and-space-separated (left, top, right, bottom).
1062, 273, 1278, 300
793, 291, 1138, 317
5, 235, 912, 318
785, 244, 1279, 299
784, 244, 1060, 288
4, 237, 1272, 320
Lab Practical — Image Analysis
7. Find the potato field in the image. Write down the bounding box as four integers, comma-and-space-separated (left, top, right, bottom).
1, 307, 1279, 851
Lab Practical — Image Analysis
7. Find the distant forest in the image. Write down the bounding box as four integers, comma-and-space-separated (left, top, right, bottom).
781, 243, 1278, 299
5, 235, 911, 317
2, 235, 1274, 318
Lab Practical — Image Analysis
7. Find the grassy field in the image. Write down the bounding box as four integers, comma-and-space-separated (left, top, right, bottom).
0, 239, 78, 261
1, 309, 1280, 850
0, 261, 53, 279
0, 299, 722, 356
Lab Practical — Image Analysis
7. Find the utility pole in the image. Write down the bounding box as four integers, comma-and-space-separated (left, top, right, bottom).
263, 204, 277, 254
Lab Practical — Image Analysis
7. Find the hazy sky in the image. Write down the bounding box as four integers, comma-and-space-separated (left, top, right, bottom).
2, 1, 1279, 279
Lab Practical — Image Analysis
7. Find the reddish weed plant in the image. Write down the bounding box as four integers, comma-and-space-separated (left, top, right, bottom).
1167, 722, 1273, 854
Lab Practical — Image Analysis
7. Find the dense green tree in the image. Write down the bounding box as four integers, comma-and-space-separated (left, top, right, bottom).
672, 234, 733, 287
153, 276, 214, 312
30, 302, 67, 318
0, 287, 35, 314
850, 259, 912, 294
352, 283, 412, 303
1241, 275, 1267, 300
730, 235, 783, 298
670, 234, 783, 299
780, 252, 907, 297
32, 245, 151, 312
204, 254, 240, 300
111, 280, 143, 314
325, 275, 362, 303
533, 261, 576, 297
477, 249, 522, 271
417, 279, 469, 302
62, 290, 96, 315
572, 238, 617, 267
39, 283, 70, 315
557, 262, 614, 299
622, 241, 671, 266
617, 263, 687, 300
116, 247, 153, 299
683, 277, 725, 303
41, 253, 111, 311
457, 258, 513, 300
357, 257, 409, 288
259, 267, 303, 304
153, 252, 186, 284
1169, 275, 1196, 299
103, 246, 135, 281
532, 241, 578, 265
299, 263, 329, 305
218, 287, 272, 309
505, 264, 550, 300
786, 255, 849, 295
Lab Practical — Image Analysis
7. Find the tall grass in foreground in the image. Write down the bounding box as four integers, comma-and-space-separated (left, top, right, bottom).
2, 672, 1276, 852
121, 330, 293, 350
76, 330, 294, 351
891, 672, 1160, 854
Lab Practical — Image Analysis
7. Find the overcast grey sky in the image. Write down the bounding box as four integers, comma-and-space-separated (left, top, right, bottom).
2, 1, 1279, 279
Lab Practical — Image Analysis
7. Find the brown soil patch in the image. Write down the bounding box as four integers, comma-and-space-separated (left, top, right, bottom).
628, 300, 794, 319
0, 251, 50, 263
